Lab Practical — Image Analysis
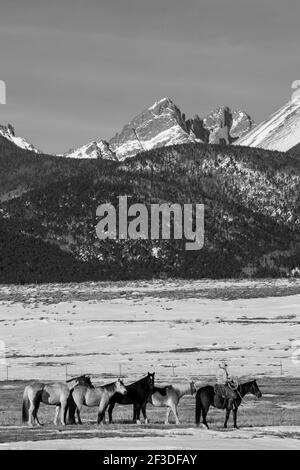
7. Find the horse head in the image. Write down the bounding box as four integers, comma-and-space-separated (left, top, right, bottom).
116, 378, 127, 395
190, 381, 197, 395
81, 375, 94, 389
250, 380, 262, 398
67, 375, 94, 388
147, 372, 155, 389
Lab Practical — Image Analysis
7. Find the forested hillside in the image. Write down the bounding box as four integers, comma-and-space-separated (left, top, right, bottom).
1, 140, 300, 282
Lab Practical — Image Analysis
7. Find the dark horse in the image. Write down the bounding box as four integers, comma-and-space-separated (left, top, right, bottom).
195, 380, 262, 429
108, 372, 155, 424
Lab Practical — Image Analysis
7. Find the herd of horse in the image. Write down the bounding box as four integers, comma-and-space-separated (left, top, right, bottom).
22, 373, 262, 429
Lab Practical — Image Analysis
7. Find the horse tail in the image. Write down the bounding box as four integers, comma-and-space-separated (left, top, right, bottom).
66, 389, 77, 425
22, 387, 30, 424
195, 392, 202, 426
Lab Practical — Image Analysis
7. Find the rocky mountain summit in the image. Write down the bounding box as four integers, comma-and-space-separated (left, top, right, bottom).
0, 123, 40, 153
64, 98, 254, 160
1, 98, 253, 160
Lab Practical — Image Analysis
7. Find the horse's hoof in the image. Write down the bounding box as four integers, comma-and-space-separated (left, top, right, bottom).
144, 419, 149, 425
136, 420, 141, 425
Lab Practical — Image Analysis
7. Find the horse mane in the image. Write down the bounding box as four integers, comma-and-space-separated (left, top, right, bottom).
239, 378, 256, 386
129, 375, 151, 386
103, 381, 118, 393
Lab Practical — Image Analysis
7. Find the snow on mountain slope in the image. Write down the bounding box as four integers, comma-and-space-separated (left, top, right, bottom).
108, 97, 202, 160
0, 99, 253, 161
63, 98, 199, 160
0, 124, 40, 153
235, 95, 300, 152
64, 139, 117, 160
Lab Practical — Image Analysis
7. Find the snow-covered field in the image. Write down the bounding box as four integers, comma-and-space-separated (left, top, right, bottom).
1, 426, 300, 450
1, 279, 300, 381
0, 279, 300, 449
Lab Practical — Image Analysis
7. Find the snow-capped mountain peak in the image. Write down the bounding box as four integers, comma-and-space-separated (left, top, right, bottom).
108, 97, 203, 160
148, 96, 173, 111
1, 98, 254, 161
63, 98, 254, 160
0, 123, 41, 153
235, 95, 300, 152
64, 139, 117, 160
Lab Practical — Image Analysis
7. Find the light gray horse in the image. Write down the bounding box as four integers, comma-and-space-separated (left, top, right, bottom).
68, 378, 127, 425
22, 375, 92, 426
148, 381, 196, 424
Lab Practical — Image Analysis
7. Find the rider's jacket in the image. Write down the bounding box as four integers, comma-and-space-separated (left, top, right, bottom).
216, 366, 230, 384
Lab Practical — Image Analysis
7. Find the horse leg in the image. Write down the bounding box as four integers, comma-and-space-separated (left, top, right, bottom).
28, 400, 36, 426
141, 403, 148, 424
60, 401, 68, 426
165, 407, 171, 425
233, 406, 239, 429
76, 407, 83, 425
132, 404, 136, 423
171, 405, 180, 425
224, 408, 231, 428
135, 404, 141, 425
34, 415, 42, 426
97, 399, 107, 425
54, 405, 60, 425
33, 400, 41, 426
202, 404, 210, 429
108, 402, 115, 424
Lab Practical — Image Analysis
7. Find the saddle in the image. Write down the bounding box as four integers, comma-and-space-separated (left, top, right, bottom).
214, 384, 227, 409
214, 383, 237, 409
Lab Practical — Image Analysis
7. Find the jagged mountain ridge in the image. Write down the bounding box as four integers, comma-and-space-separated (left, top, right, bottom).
0, 124, 40, 154
0, 98, 253, 160
68, 98, 254, 160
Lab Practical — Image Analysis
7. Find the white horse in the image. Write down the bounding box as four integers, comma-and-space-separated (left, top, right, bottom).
148, 381, 196, 424
22, 375, 91, 426
68, 378, 127, 425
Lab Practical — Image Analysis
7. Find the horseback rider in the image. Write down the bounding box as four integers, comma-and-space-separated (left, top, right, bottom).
215, 362, 238, 408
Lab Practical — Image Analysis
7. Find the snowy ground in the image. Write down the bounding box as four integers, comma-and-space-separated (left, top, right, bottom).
1, 426, 299, 450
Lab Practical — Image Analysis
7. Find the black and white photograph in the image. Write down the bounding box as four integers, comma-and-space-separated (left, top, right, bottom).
0, 0, 300, 453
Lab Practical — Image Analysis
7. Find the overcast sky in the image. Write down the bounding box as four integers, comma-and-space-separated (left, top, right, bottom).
0, 0, 299, 154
